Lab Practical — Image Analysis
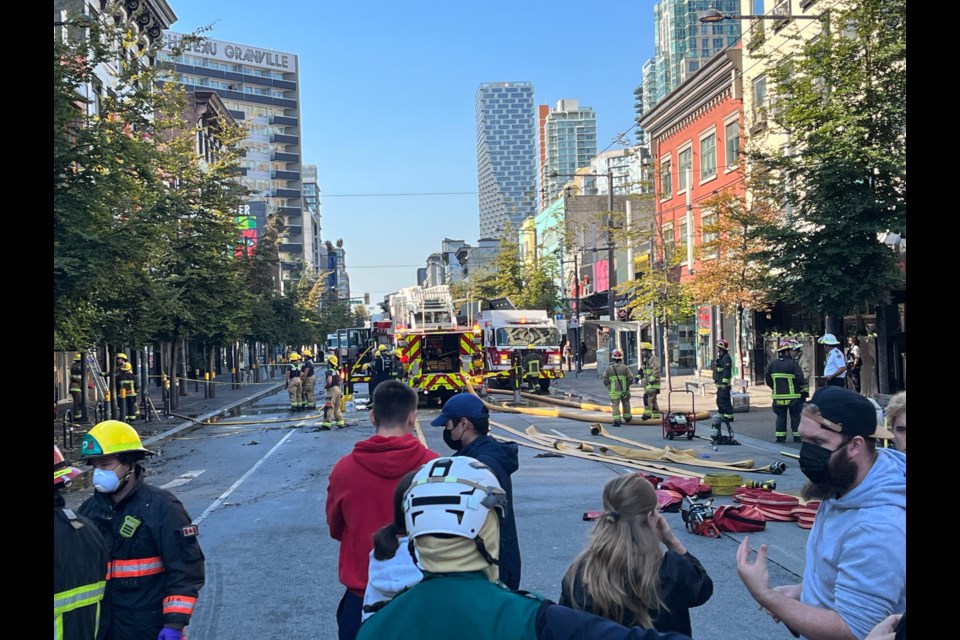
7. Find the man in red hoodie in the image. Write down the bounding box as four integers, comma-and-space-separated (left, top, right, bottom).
326, 380, 438, 640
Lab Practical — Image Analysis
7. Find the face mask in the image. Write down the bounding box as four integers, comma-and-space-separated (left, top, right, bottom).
798, 440, 848, 484
443, 422, 464, 451
92, 467, 122, 493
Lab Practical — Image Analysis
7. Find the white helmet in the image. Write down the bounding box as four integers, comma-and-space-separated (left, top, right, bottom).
818, 333, 840, 345
404, 457, 507, 540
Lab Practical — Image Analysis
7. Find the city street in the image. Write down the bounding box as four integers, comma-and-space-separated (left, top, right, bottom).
63, 371, 808, 640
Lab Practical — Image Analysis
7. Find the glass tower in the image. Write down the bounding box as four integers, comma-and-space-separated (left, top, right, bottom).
539, 99, 597, 208
476, 82, 537, 239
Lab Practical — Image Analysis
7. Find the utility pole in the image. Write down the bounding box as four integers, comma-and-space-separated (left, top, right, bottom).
606, 167, 616, 321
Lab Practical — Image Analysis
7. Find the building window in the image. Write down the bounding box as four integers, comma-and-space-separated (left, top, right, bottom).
660, 157, 672, 199
662, 223, 675, 262
701, 212, 718, 260
700, 133, 716, 181
724, 119, 740, 170
678, 147, 692, 192
752, 75, 768, 131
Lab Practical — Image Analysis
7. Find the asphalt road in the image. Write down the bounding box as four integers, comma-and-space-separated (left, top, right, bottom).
63, 386, 808, 640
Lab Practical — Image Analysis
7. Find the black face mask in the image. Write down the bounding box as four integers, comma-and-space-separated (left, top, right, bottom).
799, 439, 849, 484
443, 421, 465, 451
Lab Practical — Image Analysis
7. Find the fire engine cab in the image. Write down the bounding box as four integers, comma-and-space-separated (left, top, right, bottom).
476, 308, 564, 393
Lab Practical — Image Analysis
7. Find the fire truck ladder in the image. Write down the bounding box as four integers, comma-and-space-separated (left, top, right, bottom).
410, 285, 456, 330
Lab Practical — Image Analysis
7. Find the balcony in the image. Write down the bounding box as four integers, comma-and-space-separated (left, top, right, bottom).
271, 170, 300, 181
269, 115, 298, 127
277, 206, 302, 218
279, 242, 303, 255
271, 151, 299, 163
771, 0, 791, 31
285, 225, 303, 237
271, 188, 301, 199
269, 133, 298, 145
747, 19, 766, 50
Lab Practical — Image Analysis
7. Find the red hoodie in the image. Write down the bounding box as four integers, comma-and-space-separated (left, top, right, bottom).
326, 433, 438, 595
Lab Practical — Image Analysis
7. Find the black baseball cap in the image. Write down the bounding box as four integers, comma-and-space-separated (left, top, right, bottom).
805, 386, 894, 439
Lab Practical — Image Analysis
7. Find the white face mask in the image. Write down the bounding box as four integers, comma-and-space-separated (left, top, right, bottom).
92, 467, 123, 493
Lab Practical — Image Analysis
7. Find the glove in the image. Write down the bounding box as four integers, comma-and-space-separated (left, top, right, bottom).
158, 628, 183, 640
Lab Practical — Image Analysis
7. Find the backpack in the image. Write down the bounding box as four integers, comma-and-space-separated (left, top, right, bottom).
713, 504, 767, 533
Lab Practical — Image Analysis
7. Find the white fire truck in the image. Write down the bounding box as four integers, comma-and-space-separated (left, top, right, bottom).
476, 308, 564, 393
389, 285, 483, 405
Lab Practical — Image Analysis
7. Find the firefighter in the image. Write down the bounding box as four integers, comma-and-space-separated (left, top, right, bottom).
521, 343, 542, 392
117, 361, 139, 420
391, 348, 405, 379
765, 340, 806, 443
791, 339, 811, 401
711, 339, 735, 444
55, 444, 109, 640
366, 344, 394, 405
602, 349, 635, 427
69, 353, 84, 419
301, 349, 317, 410
639, 342, 661, 420
286, 352, 304, 411
78, 420, 205, 640
322, 355, 345, 429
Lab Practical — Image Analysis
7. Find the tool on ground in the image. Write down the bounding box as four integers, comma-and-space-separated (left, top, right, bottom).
681, 496, 720, 538
710, 411, 738, 445
743, 479, 777, 491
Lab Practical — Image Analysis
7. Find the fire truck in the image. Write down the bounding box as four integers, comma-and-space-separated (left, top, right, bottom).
389, 285, 483, 405
476, 308, 564, 393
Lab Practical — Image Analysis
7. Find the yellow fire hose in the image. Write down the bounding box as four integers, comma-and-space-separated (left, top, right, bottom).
484, 386, 711, 425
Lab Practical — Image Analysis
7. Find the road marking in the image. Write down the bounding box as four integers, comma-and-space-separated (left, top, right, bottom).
192, 430, 296, 525
160, 470, 206, 489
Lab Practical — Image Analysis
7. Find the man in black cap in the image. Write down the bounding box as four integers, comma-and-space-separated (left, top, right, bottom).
735, 386, 905, 640
432, 393, 521, 590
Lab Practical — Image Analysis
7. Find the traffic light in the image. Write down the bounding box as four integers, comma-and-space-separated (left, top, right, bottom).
363, 292, 370, 305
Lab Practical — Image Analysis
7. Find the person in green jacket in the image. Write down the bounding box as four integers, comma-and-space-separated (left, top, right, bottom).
603, 349, 636, 427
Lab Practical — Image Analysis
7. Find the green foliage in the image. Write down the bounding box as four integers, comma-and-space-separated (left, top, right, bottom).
468, 223, 560, 314
749, 0, 906, 317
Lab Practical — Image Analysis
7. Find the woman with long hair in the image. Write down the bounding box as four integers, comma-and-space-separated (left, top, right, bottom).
559, 473, 713, 636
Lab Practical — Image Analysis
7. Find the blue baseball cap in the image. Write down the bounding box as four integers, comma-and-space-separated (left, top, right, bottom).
430, 393, 490, 426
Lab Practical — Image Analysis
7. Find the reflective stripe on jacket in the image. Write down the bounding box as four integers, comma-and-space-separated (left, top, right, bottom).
603, 362, 634, 399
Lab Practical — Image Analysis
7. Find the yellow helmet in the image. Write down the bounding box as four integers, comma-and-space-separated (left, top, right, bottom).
116, 353, 128, 361
73, 353, 82, 361
121, 362, 133, 372
640, 342, 654, 350
289, 352, 301, 361
302, 348, 313, 357
326, 355, 339, 367
80, 420, 154, 459
378, 344, 388, 351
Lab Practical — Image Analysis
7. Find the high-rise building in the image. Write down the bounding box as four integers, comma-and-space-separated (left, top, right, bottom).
302, 164, 323, 274
538, 99, 597, 209
476, 82, 537, 239
160, 32, 304, 287
639, 0, 742, 144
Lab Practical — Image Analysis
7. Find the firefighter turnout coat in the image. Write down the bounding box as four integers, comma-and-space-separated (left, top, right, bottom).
55, 493, 109, 640
78, 466, 205, 640
765, 356, 805, 406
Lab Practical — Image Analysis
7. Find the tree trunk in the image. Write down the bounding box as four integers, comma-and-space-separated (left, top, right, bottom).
661, 318, 672, 390
735, 303, 744, 383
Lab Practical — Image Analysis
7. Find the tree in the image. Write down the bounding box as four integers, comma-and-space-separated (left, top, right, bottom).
749, 0, 906, 322
471, 224, 523, 301
687, 190, 778, 378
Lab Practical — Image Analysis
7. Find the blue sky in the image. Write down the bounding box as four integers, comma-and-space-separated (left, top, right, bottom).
168, 0, 657, 303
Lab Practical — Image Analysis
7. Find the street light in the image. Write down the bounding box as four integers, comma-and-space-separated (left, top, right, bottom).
550, 169, 617, 321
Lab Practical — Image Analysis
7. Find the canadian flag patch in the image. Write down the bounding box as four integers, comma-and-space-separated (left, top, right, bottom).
181, 525, 199, 537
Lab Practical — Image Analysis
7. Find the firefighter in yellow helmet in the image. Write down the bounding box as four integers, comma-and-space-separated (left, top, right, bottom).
602, 349, 636, 427
117, 361, 139, 421
323, 354, 345, 429
55, 444, 109, 640
365, 344, 395, 408
301, 349, 318, 410
638, 342, 662, 420
287, 352, 304, 411
77, 421, 205, 640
